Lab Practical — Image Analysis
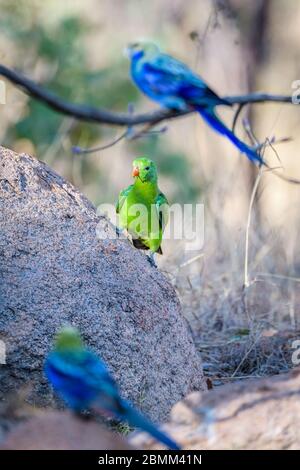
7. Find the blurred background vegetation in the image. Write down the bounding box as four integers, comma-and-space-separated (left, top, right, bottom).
0, 0, 200, 205
1, 0, 300, 379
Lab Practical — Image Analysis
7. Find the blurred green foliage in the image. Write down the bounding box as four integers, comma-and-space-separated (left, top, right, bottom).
0, 0, 200, 203
1, 4, 138, 150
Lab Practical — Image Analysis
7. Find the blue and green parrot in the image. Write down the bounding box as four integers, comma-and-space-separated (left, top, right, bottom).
45, 326, 180, 450
116, 156, 169, 267
127, 41, 263, 165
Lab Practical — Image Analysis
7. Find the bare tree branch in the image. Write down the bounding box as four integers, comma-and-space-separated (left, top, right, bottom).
72, 125, 168, 154
72, 130, 128, 154
0, 63, 295, 128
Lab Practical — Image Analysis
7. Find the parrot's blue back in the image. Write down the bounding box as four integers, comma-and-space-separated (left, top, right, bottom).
131, 50, 228, 110
129, 45, 263, 165
45, 349, 109, 411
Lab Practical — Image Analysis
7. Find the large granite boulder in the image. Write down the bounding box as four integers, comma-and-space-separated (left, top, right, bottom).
0, 146, 205, 422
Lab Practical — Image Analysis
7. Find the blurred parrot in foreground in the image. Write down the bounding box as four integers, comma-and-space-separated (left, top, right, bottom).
116, 156, 169, 267
127, 42, 263, 165
45, 327, 180, 450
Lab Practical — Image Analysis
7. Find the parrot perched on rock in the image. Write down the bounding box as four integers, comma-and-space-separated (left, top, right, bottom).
126, 41, 263, 165
116, 156, 169, 267
45, 326, 180, 450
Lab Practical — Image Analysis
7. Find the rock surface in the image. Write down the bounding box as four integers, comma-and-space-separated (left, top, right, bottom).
131, 368, 300, 449
0, 146, 205, 422
1, 410, 131, 450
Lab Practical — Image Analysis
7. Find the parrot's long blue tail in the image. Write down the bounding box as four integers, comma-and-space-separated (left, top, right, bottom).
119, 401, 181, 450
196, 106, 264, 165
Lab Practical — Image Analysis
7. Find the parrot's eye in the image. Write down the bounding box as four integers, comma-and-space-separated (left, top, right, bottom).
145, 166, 150, 171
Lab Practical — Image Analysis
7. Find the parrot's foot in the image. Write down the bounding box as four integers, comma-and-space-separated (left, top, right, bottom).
116, 226, 132, 242
74, 409, 92, 420
116, 226, 124, 238
147, 252, 157, 268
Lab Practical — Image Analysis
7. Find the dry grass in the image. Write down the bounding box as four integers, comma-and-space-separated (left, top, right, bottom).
158, 114, 300, 388
161, 191, 300, 388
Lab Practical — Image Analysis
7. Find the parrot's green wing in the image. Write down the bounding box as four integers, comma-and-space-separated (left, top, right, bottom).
116, 184, 133, 214
155, 191, 169, 232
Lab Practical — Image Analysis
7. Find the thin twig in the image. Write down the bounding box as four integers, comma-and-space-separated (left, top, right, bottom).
219, 375, 263, 380
256, 135, 292, 151
179, 253, 204, 269
244, 168, 264, 288
72, 124, 168, 154
232, 103, 246, 133
72, 130, 128, 154
129, 125, 168, 140
243, 119, 265, 288
254, 272, 300, 283
231, 333, 263, 378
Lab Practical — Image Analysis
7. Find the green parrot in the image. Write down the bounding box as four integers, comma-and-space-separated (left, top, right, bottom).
116, 157, 169, 266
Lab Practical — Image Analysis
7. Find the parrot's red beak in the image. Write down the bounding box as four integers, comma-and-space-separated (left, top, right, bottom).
132, 167, 139, 177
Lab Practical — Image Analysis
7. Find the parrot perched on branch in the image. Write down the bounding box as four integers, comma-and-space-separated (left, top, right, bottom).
45, 326, 180, 450
116, 156, 169, 267
126, 41, 263, 165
